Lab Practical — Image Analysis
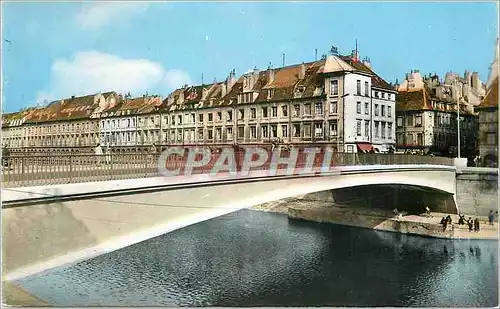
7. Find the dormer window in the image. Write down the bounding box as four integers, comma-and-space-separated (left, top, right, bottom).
267, 88, 275, 99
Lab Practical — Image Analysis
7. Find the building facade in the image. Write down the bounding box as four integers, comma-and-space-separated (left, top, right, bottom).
395, 70, 480, 157
2, 47, 397, 154
161, 50, 396, 153
477, 39, 499, 167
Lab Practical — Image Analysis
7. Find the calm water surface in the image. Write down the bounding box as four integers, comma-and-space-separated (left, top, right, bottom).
17, 210, 498, 307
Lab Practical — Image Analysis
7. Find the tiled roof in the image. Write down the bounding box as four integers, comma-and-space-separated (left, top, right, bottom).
339, 56, 394, 91
477, 77, 498, 109
397, 87, 475, 115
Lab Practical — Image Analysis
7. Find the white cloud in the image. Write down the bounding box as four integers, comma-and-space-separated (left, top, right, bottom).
164, 69, 193, 90
36, 51, 191, 104
76, 2, 149, 30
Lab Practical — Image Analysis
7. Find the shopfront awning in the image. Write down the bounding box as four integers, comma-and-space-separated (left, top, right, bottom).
357, 143, 374, 153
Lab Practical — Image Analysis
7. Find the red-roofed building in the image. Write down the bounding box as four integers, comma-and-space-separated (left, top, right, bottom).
395, 70, 480, 158
160, 47, 396, 153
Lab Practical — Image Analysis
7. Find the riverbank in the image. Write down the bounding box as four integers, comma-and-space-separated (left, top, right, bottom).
251, 197, 498, 240
2, 281, 50, 307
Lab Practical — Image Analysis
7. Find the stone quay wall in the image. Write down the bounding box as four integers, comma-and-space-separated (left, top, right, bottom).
456, 168, 498, 216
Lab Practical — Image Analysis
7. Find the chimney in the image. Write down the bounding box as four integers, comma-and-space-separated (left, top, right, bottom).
472, 72, 480, 91
362, 57, 372, 69
226, 70, 236, 92
178, 90, 184, 104
221, 82, 227, 97
299, 62, 306, 79
267, 65, 275, 84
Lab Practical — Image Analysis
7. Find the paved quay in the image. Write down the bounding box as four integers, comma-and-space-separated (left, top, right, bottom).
252, 197, 498, 240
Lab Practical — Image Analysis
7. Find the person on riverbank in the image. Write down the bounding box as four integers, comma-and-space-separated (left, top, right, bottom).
474, 218, 480, 232
441, 217, 448, 232
468, 218, 474, 232
488, 210, 495, 225
458, 214, 466, 225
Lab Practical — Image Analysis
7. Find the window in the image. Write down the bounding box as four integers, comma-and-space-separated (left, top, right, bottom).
238, 126, 244, 138
271, 106, 278, 117
216, 128, 222, 140
356, 80, 361, 95
198, 128, 204, 140
251, 108, 256, 119
382, 93, 386, 99
329, 121, 338, 137
293, 105, 300, 117
381, 105, 385, 117
262, 107, 268, 118
415, 115, 422, 127
293, 124, 301, 137
199, 114, 204, 123
329, 101, 338, 114
208, 129, 213, 139
250, 126, 257, 139
388, 94, 392, 101
208, 113, 213, 122
262, 126, 268, 138
365, 103, 369, 115
315, 102, 323, 115
406, 115, 413, 126
271, 125, 278, 138
397, 116, 403, 127
397, 133, 404, 145
314, 123, 323, 138
282, 105, 288, 117
227, 127, 233, 139
375, 91, 379, 98
227, 110, 233, 121
217, 112, 222, 121
388, 106, 392, 118
303, 124, 311, 137
238, 109, 244, 120
267, 89, 275, 99
381, 122, 386, 139
281, 125, 288, 137
364, 81, 369, 96
387, 123, 392, 139
364, 120, 369, 137
330, 80, 338, 96
357, 102, 361, 114
406, 133, 413, 145
417, 133, 423, 146
356, 120, 362, 136
171, 116, 175, 125
304, 103, 312, 115
375, 104, 379, 116
375, 121, 380, 138
486, 132, 496, 145
347, 145, 354, 153
178, 115, 183, 124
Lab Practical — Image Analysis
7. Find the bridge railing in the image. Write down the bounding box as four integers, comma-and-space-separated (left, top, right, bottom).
1, 149, 455, 188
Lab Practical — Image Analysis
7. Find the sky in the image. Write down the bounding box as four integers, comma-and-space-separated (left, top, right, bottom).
1, 1, 498, 113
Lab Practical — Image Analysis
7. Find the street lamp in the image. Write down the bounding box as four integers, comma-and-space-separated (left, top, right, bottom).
441, 81, 461, 158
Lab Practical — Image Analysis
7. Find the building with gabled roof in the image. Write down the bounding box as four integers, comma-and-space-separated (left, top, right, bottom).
159, 47, 396, 152
395, 71, 479, 158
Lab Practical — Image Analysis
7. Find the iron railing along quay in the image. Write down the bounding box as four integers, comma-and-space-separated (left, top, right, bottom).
1, 149, 455, 188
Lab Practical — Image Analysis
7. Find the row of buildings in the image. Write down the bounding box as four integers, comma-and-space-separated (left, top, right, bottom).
2, 44, 498, 165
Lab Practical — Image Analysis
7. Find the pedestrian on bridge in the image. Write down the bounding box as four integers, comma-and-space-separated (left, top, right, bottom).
105, 144, 111, 165
94, 143, 103, 166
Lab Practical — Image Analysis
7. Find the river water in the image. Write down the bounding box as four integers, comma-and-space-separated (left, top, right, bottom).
16, 209, 498, 307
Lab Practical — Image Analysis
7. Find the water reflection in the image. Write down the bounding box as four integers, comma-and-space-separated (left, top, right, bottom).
17, 210, 498, 307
